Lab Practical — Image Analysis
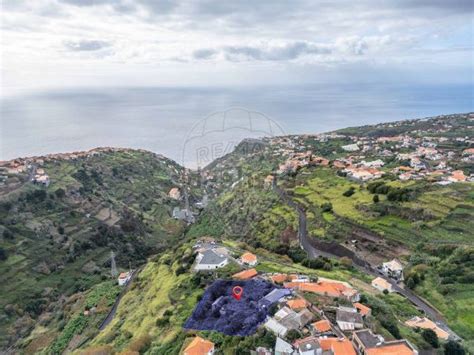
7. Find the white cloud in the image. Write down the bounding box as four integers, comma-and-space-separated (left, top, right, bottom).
1, 0, 472, 94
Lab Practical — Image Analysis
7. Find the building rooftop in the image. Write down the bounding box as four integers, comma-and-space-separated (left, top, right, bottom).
294, 336, 321, 353
287, 298, 308, 310
312, 319, 332, 333
353, 329, 381, 349
353, 302, 371, 316
183, 336, 214, 355
232, 268, 258, 280
336, 308, 363, 324
240, 251, 257, 263
199, 250, 227, 265
319, 337, 356, 355
366, 340, 416, 355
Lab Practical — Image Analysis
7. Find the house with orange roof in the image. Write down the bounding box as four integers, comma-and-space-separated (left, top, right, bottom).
318, 337, 356, 355
366, 341, 417, 355
183, 336, 215, 355
353, 302, 371, 317
405, 316, 449, 340
463, 148, 474, 155
312, 319, 332, 334
353, 329, 418, 355
270, 273, 288, 284
311, 156, 330, 166
332, 160, 347, 169
286, 298, 308, 311
448, 170, 467, 182
233, 268, 258, 280
240, 252, 258, 266
284, 280, 360, 302
371, 277, 393, 293
168, 187, 181, 200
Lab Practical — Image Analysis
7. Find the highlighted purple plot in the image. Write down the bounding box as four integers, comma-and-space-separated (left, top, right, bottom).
184, 279, 291, 336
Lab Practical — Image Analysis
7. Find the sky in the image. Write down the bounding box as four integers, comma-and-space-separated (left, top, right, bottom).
1, 0, 473, 96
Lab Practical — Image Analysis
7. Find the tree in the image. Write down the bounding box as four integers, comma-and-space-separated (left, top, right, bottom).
54, 188, 66, 198
421, 328, 439, 348
444, 340, 465, 355
406, 277, 415, 289
0, 247, 7, 261
3, 229, 14, 240
380, 318, 401, 339
286, 329, 300, 342
373, 194, 379, 203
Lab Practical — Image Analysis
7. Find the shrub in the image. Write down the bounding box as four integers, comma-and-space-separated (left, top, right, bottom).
302, 257, 325, 269
343, 187, 355, 197
444, 340, 465, 355
380, 318, 401, 339
175, 265, 186, 276
421, 328, 439, 348
127, 334, 152, 353
156, 317, 170, 327
373, 194, 379, 203
288, 247, 306, 263
320, 202, 333, 212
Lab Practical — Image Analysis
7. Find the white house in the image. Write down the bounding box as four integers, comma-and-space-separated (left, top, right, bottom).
274, 337, 295, 355
294, 337, 322, 355
342, 143, 360, 152
194, 249, 229, 271
382, 259, 404, 281
265, 318, 289, 338
336, 307, 364, 331
118, 271, 132, 286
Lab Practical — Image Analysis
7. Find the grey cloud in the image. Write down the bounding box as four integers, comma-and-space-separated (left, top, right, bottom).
197, 42, 332, 62
65, 40, 112, 51
192, 48, 217, 59
395, 0, 473, 12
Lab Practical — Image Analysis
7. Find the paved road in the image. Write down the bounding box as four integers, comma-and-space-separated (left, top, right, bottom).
98, 269, 138, 331
272, 178, 460, 340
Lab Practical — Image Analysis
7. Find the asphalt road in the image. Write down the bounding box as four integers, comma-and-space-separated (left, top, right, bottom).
272, 178, 460, 340
98, 269, 138, 331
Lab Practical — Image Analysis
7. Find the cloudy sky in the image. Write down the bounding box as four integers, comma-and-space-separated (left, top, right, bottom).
1, 0, 473, 95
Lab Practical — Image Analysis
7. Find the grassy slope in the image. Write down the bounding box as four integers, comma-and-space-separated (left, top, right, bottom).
82, 236, 429, 353
0, 150, 188, 351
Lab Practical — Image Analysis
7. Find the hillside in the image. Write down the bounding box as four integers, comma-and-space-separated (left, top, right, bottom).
0, 113, 473, 354
0, 149, 197, 351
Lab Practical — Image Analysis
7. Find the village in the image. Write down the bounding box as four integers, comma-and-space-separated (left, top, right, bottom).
179, 238, 452, 355
269, 126, 473, 185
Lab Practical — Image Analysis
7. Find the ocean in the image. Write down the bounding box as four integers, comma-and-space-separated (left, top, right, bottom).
1, 84, 472, 167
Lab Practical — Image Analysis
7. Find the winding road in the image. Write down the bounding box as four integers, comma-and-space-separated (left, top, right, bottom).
272, 178, 460, 340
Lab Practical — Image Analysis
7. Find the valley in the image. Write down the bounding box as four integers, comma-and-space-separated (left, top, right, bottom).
0, 113, 473, 354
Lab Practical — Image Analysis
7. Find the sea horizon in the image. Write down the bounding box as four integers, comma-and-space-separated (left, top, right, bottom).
1, 83, 473, 166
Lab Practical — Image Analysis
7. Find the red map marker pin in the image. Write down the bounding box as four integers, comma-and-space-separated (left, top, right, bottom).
232, 286, 243, 301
